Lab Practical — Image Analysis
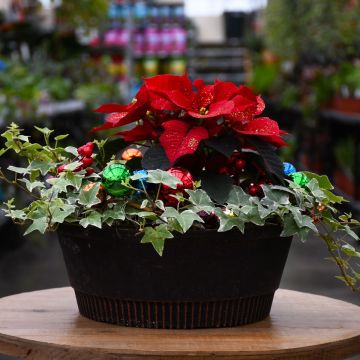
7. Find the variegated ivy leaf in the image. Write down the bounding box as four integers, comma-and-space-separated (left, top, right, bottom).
64, 161, 83, 171
102, 202, 127, 224
146, 169, 182, 189
24, 217, 48, 235
126, 206, 157, 219
19, 178, 45, 192
161, 207, 203, 233
343, 225, 359, 240
131, 172, 148, 181
303, 172, 333, 190
226, 186, 251, 208
64, 146, 79, 157
244, 207, 265, 226
215, 208, 245, 233
7, 165, 30, 174
281, 214, 313, 242
290, 207, 317, 232
186, 189, 214, 212
78, 183, 101, 207
62, 172, 84, 191
341, 244, 360, 257
155, 200, 165, 211
54, 134, 69, 141
4, 209, 26, 220
79, 210, 102, 229
141, 224, 173, 256
141, 199, 150, 209
306, 179, 326, 200
49, 205, 76, 224
28, 160, 54, 175
261, 185, 290, 205
46, 177, 74, 194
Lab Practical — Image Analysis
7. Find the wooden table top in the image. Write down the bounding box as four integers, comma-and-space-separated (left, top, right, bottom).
0, 287, 359, 360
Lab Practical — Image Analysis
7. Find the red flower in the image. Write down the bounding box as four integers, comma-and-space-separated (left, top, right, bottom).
145, 75, 234, 119
145, 73, 194, 111
160, 119, 209, 163
91, 85, 149, 132
113, 120, 159, 143
186, 80, 235, 119
232, 117, 287, 147
91, 73, 287, 150
225, 85, 264, 124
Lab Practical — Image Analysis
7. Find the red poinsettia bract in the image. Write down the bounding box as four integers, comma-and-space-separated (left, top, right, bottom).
91, 73, 287, 162
91, 85, 149, 133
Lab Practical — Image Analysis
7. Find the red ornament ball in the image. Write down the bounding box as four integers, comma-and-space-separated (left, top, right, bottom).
160, 167, 194, 206
168, 167, 194, 189
57, 164, 66, 174
78, 142, 94, 157
235, 159, 246, 170
86, 167, 95, 175
82, 157, 94, 168
248, 183, 262, 196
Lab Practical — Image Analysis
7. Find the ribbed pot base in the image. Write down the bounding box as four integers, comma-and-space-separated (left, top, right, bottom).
74, 290, 274, 329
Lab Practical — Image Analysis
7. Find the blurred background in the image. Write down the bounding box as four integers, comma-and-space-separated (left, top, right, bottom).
0, 1, 359, 355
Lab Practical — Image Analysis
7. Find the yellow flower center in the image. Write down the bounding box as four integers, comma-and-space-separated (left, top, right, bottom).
199, 107, 209, 115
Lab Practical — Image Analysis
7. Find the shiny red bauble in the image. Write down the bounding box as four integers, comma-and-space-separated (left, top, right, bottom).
78, 142, 94, 157
57, 164, 65, 173
235, 159, 246, 170
168, 167, 194, 189
86, 168, 95, 175
248, 183, 262, 196
82, 157, 94, 168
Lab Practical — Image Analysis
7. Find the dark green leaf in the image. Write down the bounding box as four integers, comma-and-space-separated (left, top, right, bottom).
200, 172, 232, 204
205, 132, 238, 157
102, 138, 127, 164
142, 144, 171, 170
248, 137, 284, 179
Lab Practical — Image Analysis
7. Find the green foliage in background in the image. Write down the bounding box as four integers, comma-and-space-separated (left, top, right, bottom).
264, 0, 360, 61
0, 57, 120, 122
56, 0, 109, 30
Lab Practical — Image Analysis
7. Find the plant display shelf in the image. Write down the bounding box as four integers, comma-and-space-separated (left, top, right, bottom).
0, 287, 359, 359
188, 44, 248, 84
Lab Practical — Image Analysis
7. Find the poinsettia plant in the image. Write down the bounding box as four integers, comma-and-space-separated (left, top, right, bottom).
0, 74, 359, 292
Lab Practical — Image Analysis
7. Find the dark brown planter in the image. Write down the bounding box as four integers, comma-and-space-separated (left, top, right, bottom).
57, 224, 292, 329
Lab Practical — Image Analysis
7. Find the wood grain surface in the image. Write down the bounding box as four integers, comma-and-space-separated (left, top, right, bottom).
0, 287, 359, 359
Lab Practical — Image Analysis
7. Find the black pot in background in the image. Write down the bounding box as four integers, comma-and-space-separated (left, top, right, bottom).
57, 224, 292, 329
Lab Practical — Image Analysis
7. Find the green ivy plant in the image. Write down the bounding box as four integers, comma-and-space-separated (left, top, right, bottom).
1, 124, 360, 292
